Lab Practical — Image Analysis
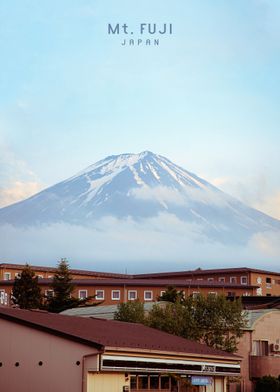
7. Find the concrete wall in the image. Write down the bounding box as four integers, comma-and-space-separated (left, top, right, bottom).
0, 317, 98, 392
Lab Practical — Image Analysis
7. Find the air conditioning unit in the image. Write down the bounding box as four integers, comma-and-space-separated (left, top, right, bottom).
271, 343, 280, 352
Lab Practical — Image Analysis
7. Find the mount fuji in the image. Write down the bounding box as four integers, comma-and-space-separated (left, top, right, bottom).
0, 151, 279, 245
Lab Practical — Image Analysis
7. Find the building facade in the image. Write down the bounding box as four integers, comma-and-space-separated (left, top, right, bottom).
2, 263, 278, 307
229, 308, 280, 392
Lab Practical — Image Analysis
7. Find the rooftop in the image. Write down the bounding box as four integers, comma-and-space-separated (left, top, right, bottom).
0, 277, 258, 289
0, 307, 238, 359
0, 263, 128, 279
134, 267, 280, 279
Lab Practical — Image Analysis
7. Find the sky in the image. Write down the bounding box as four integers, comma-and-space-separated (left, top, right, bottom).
0, 0, 280, 271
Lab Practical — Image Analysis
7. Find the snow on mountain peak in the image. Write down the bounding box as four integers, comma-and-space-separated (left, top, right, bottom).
0, 151, 279, 246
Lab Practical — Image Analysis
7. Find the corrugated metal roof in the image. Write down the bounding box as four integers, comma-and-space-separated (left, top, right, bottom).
134, 267, 280, 278
61, 302, 164, 319
0, 263, 128, 278
0, 307, 239, 359
243, 309, 280, 330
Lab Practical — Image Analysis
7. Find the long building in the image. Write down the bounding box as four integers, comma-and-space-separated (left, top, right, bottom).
0, 263, 280, 307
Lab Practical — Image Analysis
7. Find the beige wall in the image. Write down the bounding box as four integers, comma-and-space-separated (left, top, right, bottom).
87, 372, 129, 392
0, 318, 99, 392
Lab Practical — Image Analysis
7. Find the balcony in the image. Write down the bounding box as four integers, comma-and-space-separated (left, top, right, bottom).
250, 355, 280, 378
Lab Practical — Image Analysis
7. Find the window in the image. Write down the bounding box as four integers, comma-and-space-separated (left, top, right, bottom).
266, 277, 272, 288
0, 291, 8, 305
37, 275, 44, 279
208, 292, 217, 297
15, 273, 21, 278
230, 276, 237, 283
48, 275, 53, 279
138, 375, 148, 389
95, 290, 104, 300
219, 277, 225, 283
241, 276, 248, 285
45, 290, 54, 298
186, 279, 192, 283
160, 290, 165, 297
130, 375, 171, 391
192, 291, 200, 298
4, 272, 11, 280
252, 340, 269, 356
130, 376, 137, 389
227, 292, 236, 297
0, 290, 5, 304
160, 376, 170, 389
79, 290, 87, 299
144, 291, 153, 301
128, 290, 137, 301
111, 290, 120, 300
150, 375, 159, 389
197, 278, 203, 281
208, 278, 214, 282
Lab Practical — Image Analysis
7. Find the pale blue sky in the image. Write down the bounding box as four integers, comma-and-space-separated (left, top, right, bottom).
1, 0, 280, 219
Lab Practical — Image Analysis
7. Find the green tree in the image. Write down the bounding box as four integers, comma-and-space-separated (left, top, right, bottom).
12, 264, 42, 309
46, 258, 98, 313
255, 375, 280, 392
114, 301, 145, 324
146, 294, 247, 352
158, 285, 185, 304
147, 301, 188, 337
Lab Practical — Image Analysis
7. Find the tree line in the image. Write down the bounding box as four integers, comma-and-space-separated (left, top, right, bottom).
114, 286, 248, 353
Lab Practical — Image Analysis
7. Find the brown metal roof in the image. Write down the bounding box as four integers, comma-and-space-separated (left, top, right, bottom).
0, 263, 128, 279
1, 263, 279, 279
0, 277, 258, 289
0, 307, 239, 360
134, 267, 280, 279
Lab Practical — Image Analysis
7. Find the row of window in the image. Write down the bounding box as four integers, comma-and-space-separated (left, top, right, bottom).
77, 290, 155, 301
130, 375, 175, 390
77, 290, 252, 301
2, 272, 280, 287
188, 276, 248, 284
3, 272, 53, 280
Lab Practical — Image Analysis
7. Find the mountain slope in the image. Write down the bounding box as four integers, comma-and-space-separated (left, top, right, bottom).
0, 151, 279, 244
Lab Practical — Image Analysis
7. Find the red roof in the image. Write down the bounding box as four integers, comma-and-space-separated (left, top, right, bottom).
134, 267, 280, 278
0, 307, 238, 360
0, 263, 128, 279
0, 277, 258, 289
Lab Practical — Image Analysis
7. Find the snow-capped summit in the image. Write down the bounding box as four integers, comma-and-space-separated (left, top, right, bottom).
0, 151, 279, 244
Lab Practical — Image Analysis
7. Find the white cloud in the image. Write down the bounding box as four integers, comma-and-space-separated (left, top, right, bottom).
0, 181, 43, 208
0, 144, 44, 207
252, 191, 280, 220
249, 230, 280, 257
0, 214, 279, 273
